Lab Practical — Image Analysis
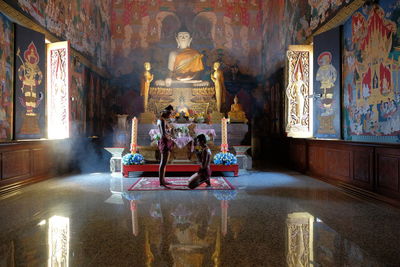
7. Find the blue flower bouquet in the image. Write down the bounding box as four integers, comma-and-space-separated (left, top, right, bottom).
213, 152, 237, 165
122, 153, 145, 165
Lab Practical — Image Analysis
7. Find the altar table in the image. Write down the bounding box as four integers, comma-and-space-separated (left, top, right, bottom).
123, 164, 239, 177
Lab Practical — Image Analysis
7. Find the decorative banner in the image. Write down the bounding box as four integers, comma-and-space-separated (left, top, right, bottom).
0, 12, 14, 141
343, 2, 400, 143
313, 27, 341, 139
286, 45, 313, 138
47, 41, 70, 139
14, 24, 45, 139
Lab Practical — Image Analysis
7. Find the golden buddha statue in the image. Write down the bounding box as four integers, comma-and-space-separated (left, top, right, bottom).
211, 62, 226, 112
141, 62, 153, 112
228, 95, 248, 123
165, 28, 204, 87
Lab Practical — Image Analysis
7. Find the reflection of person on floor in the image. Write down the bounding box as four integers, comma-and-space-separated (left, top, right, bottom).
158, 105, 174, 187
188, 134, 212, 189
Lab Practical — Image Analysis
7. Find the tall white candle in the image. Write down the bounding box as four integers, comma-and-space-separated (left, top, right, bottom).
131, 117, 138, 154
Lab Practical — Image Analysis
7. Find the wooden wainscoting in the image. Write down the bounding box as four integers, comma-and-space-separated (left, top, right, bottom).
288, 138, 399, 203
0, 140, 71, 195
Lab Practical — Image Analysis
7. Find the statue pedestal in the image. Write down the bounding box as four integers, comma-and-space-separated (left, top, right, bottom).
210, 111, 224, 124
139, 112, 156, 124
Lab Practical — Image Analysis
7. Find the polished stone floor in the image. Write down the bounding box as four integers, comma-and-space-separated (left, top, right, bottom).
0, 170, 400, 266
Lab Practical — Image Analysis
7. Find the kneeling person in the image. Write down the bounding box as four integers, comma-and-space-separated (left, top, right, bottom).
188, 134, 212, 189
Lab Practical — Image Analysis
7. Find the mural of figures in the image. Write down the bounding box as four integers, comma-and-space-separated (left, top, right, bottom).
14, 25, 45, 139
110, 0, 263, 118
343, 2, 400, 143
4, 0, 111, 69
313, 27, 341, 139
0, 12, 13, 141
70, 58, 87, 136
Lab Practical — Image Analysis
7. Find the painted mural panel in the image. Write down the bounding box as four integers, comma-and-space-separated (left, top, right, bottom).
0, 12, 13, 141
4, 0, 111, 69
343, 2, 400, 143
313, 27, 341, 139
70, 59, 86, 136
14, 24, 45, 139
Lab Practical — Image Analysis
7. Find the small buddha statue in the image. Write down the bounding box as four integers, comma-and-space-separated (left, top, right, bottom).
228, 95, 248, 123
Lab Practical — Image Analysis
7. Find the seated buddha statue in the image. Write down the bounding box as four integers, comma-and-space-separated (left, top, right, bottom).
165, 28, 204, 87
228, 95, 248, 123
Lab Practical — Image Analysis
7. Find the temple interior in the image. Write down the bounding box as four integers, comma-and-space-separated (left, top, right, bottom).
1, 0, 400, 266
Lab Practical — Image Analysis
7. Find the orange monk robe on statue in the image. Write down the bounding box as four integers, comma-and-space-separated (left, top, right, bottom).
173, 48, 204, 80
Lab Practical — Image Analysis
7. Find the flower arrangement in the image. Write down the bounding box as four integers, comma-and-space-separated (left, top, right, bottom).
213, 152, 237, 165
175, 126, 189, 136
122, 153, 145, 165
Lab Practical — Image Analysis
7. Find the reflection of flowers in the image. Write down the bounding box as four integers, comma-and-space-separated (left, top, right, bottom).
213, 152, 237, 165
122, 153, 145, 165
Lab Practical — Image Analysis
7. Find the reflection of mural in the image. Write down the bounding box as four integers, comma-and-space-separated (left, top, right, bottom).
4, 0, 111, 69
15, 25, 45, 139
313, 27, 341, 139
343, 2, 400, 143
0, 13, 13, 141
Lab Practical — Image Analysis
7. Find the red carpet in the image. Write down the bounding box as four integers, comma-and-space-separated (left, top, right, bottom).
128, 177, 235, 191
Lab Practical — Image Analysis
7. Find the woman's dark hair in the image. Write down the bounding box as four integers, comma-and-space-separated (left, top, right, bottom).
196, 134, 207, 144
161, 105, 174, 118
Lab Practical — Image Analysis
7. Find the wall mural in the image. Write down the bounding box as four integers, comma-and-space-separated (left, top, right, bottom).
343, 1, 400, 143
4, 0, 111, 69
313, 27, 341, 139
14, 24, 45, 139
0, 12, 13, 141
110, 0, 262, 117
70, 58, 87, 136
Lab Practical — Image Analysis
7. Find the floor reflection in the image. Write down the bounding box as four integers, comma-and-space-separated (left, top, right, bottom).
0, 172, 398, 266
122, 190, 237, 266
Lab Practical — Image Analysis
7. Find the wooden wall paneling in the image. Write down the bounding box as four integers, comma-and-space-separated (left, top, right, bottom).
289, 139, 307, 172
325, 147, 352, 182
308, 144, 326, 176
352, 146, 374, 190
376, 148, 400, 198
32, 148, 49, 176
2, 149, 31, 180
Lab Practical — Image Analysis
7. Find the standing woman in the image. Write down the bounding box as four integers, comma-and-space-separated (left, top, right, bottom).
158, 105, 174, 187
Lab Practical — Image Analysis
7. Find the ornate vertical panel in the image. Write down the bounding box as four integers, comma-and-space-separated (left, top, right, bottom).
286, 45, 313, 138
47, 41, 70, 139
313, 27, 341, 139
14, 24, 45, 139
